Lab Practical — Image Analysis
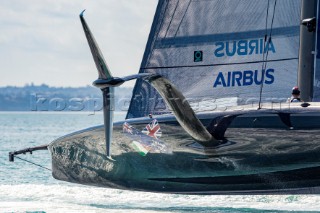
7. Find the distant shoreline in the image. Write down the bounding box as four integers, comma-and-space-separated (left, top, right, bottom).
0, 111, 127, 115
0, 84, 132, 111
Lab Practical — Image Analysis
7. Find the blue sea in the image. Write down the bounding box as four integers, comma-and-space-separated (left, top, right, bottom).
1, 112, 320, 212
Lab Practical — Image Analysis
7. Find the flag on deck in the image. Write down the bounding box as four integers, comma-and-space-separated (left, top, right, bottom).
142, 119, 162, 139
123, 122, 133, 134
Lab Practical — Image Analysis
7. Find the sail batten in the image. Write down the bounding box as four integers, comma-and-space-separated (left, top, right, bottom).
127, 0, 302, 119
141, 58, 298, 70
155, 26, 299, 49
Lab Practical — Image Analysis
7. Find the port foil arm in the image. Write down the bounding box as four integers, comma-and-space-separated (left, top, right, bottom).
144, 75, 219, 146
80, 10, 221, 153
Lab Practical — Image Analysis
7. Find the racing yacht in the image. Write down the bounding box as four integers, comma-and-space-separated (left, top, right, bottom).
10, 0, 320, 194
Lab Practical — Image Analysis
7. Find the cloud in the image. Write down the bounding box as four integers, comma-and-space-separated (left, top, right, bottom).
0, 0, 158, 87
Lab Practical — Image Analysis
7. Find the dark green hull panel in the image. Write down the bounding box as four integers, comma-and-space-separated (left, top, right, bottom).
49, 109, 320, 194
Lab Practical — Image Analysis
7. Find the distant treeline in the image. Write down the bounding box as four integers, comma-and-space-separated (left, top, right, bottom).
0, 84, 133, 111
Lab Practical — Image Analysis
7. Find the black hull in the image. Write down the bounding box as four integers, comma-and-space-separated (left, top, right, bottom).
49, 105, 320, 194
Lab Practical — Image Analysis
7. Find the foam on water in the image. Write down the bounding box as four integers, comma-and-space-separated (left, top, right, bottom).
1, 184, 320, 212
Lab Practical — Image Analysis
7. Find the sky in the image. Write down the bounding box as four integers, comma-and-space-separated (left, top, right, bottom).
0, 0, 158, 87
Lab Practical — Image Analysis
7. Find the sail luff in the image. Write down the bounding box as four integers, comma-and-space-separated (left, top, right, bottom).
126, 0, 166, 119
314, 0, 320, 101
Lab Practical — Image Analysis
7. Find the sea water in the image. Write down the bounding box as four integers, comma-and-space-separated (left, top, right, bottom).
1, 112, 320, 213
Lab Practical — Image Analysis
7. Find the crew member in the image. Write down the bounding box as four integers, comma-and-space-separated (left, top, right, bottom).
288, 86, 302, 102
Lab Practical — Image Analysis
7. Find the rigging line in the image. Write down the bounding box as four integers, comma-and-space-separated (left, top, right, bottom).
258, 0, 277, 109
155, 1, 170, 42
265, 0, 270, 42
164, 0, 180, 38
258, 0, 271, 109
15, 156, 51, 171
173, 0, 192, 37
143, 0, 170, 69
268, 0, 277, 40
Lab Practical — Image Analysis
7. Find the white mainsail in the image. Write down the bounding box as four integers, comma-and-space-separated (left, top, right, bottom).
127, 0, 301, 118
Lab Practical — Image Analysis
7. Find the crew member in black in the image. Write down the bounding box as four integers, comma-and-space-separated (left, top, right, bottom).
289, 86, 302, 102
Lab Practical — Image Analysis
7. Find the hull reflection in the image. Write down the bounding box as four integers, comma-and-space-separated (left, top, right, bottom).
49, 110, 320, 194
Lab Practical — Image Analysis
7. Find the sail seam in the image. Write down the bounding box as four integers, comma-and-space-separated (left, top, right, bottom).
141, 58, 298, 70
154, 26, 299, 49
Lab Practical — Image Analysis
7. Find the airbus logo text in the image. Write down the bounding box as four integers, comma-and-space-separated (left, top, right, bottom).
213, 69, 275, 88
214, 38, 276, 57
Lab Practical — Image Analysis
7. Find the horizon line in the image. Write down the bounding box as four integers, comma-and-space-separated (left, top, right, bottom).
0, 83, 133, 89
